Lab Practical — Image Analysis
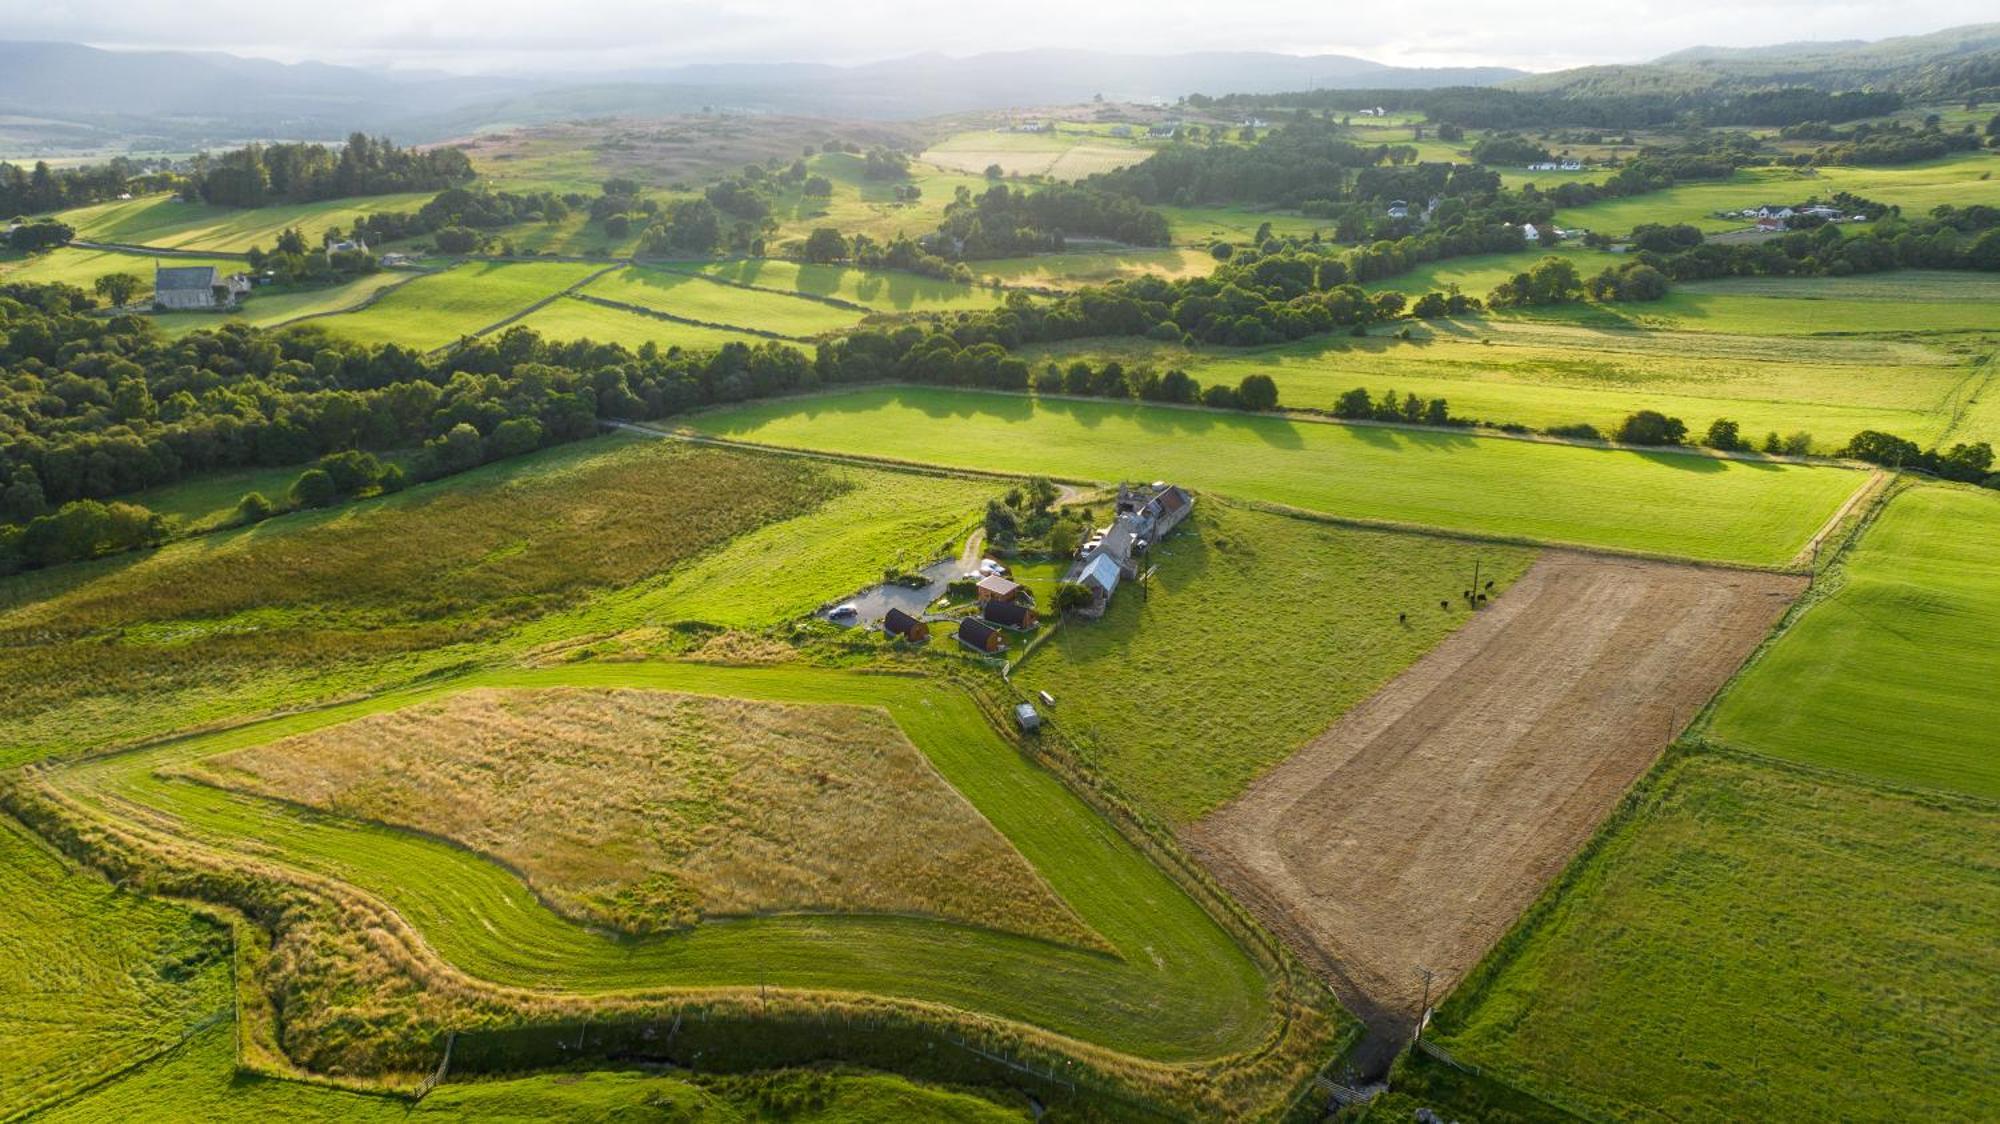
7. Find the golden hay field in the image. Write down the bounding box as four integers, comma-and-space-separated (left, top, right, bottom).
185, 687, 1099, 947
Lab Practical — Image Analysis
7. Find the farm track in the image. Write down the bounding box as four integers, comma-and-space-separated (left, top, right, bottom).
1187, 552, 1804, 1072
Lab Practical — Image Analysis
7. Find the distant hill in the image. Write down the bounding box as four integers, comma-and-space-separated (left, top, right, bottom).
1505, 22, 2000, 98
0, 41, 1520, 155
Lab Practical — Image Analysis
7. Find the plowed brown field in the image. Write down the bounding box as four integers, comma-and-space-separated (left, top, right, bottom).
1189, 552, 1802, 1054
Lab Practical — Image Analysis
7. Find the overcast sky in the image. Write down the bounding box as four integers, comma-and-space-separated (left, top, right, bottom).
4, 0, 1991, 74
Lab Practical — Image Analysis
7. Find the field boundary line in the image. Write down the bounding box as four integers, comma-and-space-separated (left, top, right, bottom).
256, 268, 443, 332
1687, 474, 1909, 738
567, 291, 813, 342
428, 261, 624, 356
1789, 468, 1889, 569
1686, 735, 2000, 811
612, 420, 1101, 489
1936, 346, 1998, 444
67, 239, 252, 260
0, 1004, 232, 1123
637, 260, 881, 312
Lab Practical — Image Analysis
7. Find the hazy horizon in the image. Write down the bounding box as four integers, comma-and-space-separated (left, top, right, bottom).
4, 2, 1992, 77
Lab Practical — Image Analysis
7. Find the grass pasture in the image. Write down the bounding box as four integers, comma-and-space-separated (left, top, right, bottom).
581, 266, 867, 337
49, 662, 1280, 1065
686, 258, 1011, 312
0, 816, 230, 1118
158, 270, 419, 337
0, 434, 848, 763
305, 260, 604, 349
1036, 315, 1986, 452
685, 386, 1865, 565
920, 128, 1153, 179
59, 191, 435, 253
511, 296, 769, 351
187, 686, 1097, 944
1552, 151, 2000, 235
973, 248, 1219, 289
1433, 752, 2000, 1122
0, 245, 240, 293
1709, 485, 2000, 798
1014, 500, 1536, 823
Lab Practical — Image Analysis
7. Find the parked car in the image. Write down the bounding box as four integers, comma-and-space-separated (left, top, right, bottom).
828, 603, 859, 620
978, 558, 1010, 576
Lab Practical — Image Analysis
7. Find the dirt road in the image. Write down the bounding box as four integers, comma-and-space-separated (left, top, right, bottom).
1188, 552, 1802, 1065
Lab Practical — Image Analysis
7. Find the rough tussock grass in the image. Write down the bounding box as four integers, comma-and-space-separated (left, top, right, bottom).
185, 687, 1101, 947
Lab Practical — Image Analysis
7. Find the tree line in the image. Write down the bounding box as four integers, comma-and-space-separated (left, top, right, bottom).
184, 134, 474, 208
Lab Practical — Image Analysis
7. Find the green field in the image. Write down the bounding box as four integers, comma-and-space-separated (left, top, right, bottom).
1158, 204, 1324, 245
920, 127, 1154, 180
688, 258, 1011, 311
59, 192, 435, 253
512, 294, 773, 350
1014, 500, 1535, 822
1553, 151, 2000, 235
1034, 314, 1989, 452
0, 245, 241, 293
1709, 485, 2000, 798
48, 662, 1276, 1064
1433, 752, 2000, 1122
684, 386, 1865, 564
582, 266, 867, 337
157, 271, 419, 336
305, 261, 604, 349
767, 152, 992, 245
0, 816, 230, 1118
0, 434, 993, 762
973, 248, 1219, 289
36, 1014, 1026, 1122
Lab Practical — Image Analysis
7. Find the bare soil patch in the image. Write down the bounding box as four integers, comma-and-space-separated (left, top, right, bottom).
1188, 553, 1801, 1045
183, 687, 1098, 948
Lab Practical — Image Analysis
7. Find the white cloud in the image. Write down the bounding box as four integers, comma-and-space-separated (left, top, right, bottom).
1, 0, 1989, 74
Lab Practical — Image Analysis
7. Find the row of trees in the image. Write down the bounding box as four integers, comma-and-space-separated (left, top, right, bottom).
184, 134, 474, 208
1, 157, 173, 216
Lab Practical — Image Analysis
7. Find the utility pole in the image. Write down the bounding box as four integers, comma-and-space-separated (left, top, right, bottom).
1414, 966, 1436, 1043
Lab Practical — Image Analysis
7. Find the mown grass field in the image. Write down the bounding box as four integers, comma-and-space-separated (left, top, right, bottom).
1014, 500, 1535, 823
1034, 316, 1988, 451
511, 295, 770, 350
54, 661, 1277, 1063
685, 386, 1864, 564
306, 260, 604, 349
581, 266, 867, 337
919, 128, 1154, 179
1433, 751, 2000, 1123
1709, 485, 2000, 798
687, 258, 1010, 312
0, 816, 230, 1118
189, 686, 1098, 944
35, 1015, 1026, 1122
59, 191, 435, 252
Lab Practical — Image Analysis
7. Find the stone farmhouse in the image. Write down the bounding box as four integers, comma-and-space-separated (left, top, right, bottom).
152, 265, 250, 311
1062, 482, 1193, 618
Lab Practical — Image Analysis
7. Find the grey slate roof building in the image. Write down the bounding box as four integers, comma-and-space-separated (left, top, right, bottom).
153, 265, 221, 311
